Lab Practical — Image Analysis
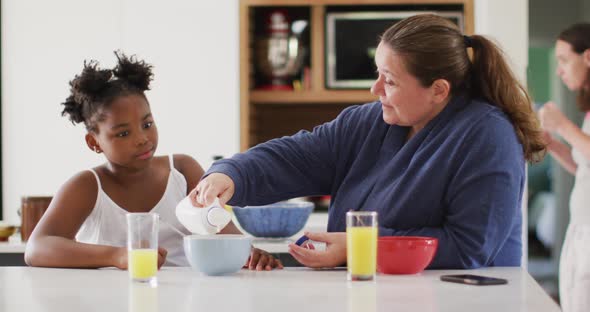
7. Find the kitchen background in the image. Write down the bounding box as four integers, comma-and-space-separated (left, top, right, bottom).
0, 0, 527, 227
526, 0, 590, 299
1, 0, 589, 300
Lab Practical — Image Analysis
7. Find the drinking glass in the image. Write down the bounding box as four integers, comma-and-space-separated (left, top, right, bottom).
346, 211, 378, 281
127, 213, 159, 284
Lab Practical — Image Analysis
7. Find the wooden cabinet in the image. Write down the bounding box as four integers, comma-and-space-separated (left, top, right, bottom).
239, 0, 474, 151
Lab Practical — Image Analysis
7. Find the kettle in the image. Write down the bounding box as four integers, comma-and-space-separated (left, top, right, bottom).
175, 197, 232, 235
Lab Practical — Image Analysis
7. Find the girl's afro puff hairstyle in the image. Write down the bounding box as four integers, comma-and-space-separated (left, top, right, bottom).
61, 51, 153, 131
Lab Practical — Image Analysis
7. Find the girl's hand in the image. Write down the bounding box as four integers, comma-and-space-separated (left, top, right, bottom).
156, 247, 168, 269
113, 247, 128, 270
190, 173, 235, 207
288, 232, 347, 268
244, 248, 284, 271
538, 102, 568, 132
113, 247, 168, 270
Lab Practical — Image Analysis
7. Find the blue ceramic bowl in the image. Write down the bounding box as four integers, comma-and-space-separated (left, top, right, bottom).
183, 234, 252, 276
233, 201, 314, 238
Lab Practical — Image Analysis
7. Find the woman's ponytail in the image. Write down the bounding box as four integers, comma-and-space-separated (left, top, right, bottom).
469, 35, 546, 162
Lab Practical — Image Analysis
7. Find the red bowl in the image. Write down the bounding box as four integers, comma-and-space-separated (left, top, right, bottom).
377, 236, 438, 274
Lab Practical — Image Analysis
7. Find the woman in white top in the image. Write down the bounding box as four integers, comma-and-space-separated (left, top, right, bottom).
24, 52, 282, 271
538, 23, 590, 312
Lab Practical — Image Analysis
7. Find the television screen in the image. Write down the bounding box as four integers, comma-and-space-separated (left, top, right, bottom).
326, 11, 464, 89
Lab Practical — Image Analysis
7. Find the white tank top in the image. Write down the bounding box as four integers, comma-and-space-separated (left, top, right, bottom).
75, 155, 191, 266
570, 114, 590, 225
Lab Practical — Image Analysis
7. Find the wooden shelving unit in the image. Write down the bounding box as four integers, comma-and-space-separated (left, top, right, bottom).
250, 90, 376, 104
240, 0, 474, 150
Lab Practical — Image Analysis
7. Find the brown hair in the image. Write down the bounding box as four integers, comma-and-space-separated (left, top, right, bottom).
381, 14, 545, 162
558, 23, 590, 111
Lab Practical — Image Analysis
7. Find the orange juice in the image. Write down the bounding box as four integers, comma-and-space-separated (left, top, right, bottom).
129, 249, 157, 280
346, 226, 378, 278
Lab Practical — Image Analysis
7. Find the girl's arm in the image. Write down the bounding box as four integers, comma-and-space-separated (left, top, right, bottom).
174, 154, 205, 194
24, 171, 127, 268
546, 133, 577, 175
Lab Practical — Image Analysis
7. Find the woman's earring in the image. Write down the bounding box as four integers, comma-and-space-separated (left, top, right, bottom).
94, 146, 101, 153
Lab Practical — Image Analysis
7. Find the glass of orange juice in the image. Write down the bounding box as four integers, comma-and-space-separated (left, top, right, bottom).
127, 213, 159, 284
346, 211, 378, 281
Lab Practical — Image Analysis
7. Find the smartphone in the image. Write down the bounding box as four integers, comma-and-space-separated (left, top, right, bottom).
440, 274, 508, 286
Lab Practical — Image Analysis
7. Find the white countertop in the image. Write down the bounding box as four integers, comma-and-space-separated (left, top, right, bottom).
0, 266, 559, 312
0, 242, 25, 253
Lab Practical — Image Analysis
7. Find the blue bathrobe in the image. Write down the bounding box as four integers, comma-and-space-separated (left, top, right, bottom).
208, 95, 525, 269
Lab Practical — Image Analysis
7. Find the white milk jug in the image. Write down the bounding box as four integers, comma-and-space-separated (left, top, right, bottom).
175, 197, 232, 235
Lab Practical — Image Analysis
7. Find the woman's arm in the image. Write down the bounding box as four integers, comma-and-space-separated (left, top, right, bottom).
538, 101, 587, 174
555, 119, 590, 164
175, 154, 283, 270
24, 171, 127, 268
201, 105, 370, 207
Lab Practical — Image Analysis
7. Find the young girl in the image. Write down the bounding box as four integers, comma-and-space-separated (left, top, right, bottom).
24, 52, 282, 271
538, 23, 590, 312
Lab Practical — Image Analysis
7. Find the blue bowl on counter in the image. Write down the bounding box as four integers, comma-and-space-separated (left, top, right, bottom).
233, 201, 314, 238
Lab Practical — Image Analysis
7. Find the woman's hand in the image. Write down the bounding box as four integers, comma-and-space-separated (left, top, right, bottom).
542, 130, 557, 151
288, 232, 347, 268
112, 247, 168, 270
538, 101, 568, 133
189, 173, 235, 207
244, 247, 284, 271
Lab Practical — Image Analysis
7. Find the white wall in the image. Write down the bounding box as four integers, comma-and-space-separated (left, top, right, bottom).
1, 0, 239, 224
2, 0, 530, 225
475, 0, 528, 82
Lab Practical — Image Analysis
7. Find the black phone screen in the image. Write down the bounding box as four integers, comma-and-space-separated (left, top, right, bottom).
440, 274, 508, 286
